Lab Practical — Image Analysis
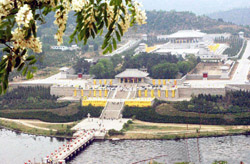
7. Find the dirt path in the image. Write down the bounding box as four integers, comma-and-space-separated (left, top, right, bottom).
0, 118, 74, 131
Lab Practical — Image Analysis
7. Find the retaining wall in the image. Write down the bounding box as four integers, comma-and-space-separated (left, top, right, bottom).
178, 87, 226, 98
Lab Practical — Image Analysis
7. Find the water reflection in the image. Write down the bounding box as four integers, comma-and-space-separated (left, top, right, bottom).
0, 129, 67, 164
70, 136, 250, 164
0, 129, 249, 164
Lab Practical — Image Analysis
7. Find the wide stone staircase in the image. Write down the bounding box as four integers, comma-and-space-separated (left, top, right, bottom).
100, 85, 137, 119
100, 101, 124, 119
114, 90, 129, 99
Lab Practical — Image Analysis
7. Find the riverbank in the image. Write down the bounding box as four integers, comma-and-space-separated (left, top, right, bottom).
1, 118, 249, 140
0, 118, 77, 138
107, 120, 250, 140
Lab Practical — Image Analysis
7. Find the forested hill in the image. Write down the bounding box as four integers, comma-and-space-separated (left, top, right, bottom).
136, 11, 250, 36
208, 8, 250, 26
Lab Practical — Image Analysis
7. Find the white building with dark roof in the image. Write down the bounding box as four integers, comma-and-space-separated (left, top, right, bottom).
153, 30, 229, 60
115, 69, 149, 83
167, 30, 206, 43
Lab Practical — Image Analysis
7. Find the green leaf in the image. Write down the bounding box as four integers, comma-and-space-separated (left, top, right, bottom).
117, 24, 124, 36
29, 59, 37, 65
98, 21, 104, 30
0, 85, 2, 95
3, 79, 8, 92
21, 49, 27, 56
26, 55, 35, 61
3, 47, 10, 53
31, 66, 37, 72
113, 38, 117, 49
26, 70, 31, 79
108, 43, 112, 53
22, 66, 28, 76
102, 39, 109, 49
24, 28, 32, 40
103, 46, 109, 54
31, 21, 37, 38
115, 31, 121, 41
14, 57, 21, 68
17, 62, 25, 72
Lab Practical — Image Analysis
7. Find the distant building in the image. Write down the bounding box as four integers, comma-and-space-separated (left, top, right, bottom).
152, 30, 229, 61
239, 31, 244, 39
51, 45, 80, 51
59, 67, 75, 79
134, 43, 147, 54
84, 58, 94, 63
115, 69, 149, 83
167, 30, 206, 43
157, 35, 169, 41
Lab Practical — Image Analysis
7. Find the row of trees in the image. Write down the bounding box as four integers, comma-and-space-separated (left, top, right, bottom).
0, 87, 69, 110
83, 52, 200, 79
215, 36, 244, 57
0, 105, 102, 123
174, 91, 250, 114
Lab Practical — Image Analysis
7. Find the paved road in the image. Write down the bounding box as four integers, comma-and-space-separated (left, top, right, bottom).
232, 40, 250, 82
185, 40, 250, 87
105, 39, 141, 56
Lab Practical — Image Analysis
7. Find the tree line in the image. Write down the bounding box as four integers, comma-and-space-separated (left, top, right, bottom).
174, 90, 250, 114
75, 53, 200, 79
0, 87, 69, 110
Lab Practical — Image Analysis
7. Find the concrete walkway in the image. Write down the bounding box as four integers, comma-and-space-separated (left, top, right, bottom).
72, 118, 130, 131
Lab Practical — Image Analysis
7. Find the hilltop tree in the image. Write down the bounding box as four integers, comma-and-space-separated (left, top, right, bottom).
0, 0, 147, 94
90, 59, 114, 78
151, 62, 179, 79
73, 58, 91, 74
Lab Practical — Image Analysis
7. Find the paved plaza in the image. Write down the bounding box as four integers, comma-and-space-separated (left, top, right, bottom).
72, 118, 130, 131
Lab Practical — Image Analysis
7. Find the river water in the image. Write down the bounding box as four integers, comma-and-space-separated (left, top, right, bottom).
0, 128, 249, 164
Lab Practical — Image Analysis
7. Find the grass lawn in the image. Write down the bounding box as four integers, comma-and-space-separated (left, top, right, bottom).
108, 120, 250, 140
0, 118, 76, 137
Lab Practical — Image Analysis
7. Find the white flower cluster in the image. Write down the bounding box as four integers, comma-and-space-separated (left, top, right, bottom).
0, 0, 14, 22
72, 0, 87, 12
1, 0, 147, 52
12, 28, 42, 53
15, 4, 33, 27
133, 1, 147, 25
106, 2, 115, 26
83, 5, 96, 34
54, 2, 70, 45
118, 6, 131, 33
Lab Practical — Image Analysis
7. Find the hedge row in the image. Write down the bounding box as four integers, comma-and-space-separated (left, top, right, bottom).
122, 106, 250, 125
0, 105, 102, 123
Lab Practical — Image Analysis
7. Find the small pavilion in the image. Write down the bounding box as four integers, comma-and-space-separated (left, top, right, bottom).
115, 69, 149, 83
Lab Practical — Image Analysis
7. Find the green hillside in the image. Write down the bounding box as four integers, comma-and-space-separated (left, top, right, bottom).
137, 11, 250, 36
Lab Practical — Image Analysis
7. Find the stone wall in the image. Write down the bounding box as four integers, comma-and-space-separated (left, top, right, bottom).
50, 86, 75, 97
226, 84, 250, 91
50, 86, 109, 98
186, 74, 222, 80
178, 87, 226, 98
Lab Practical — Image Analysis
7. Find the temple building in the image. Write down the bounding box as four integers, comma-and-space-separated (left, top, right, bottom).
115, 69, 149, 83
167, 30, 206, 43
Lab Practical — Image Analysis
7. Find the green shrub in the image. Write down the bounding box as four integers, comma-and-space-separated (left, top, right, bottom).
108, 129, 124, 136
0, 87, 69, 110
122, 106, 250, 125
0, 105, 102, 123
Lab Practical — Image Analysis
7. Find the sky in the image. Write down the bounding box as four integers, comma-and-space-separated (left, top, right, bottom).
138, 0, 250, 15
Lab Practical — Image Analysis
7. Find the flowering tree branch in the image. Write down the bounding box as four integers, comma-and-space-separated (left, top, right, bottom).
0, 0, 147, 94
